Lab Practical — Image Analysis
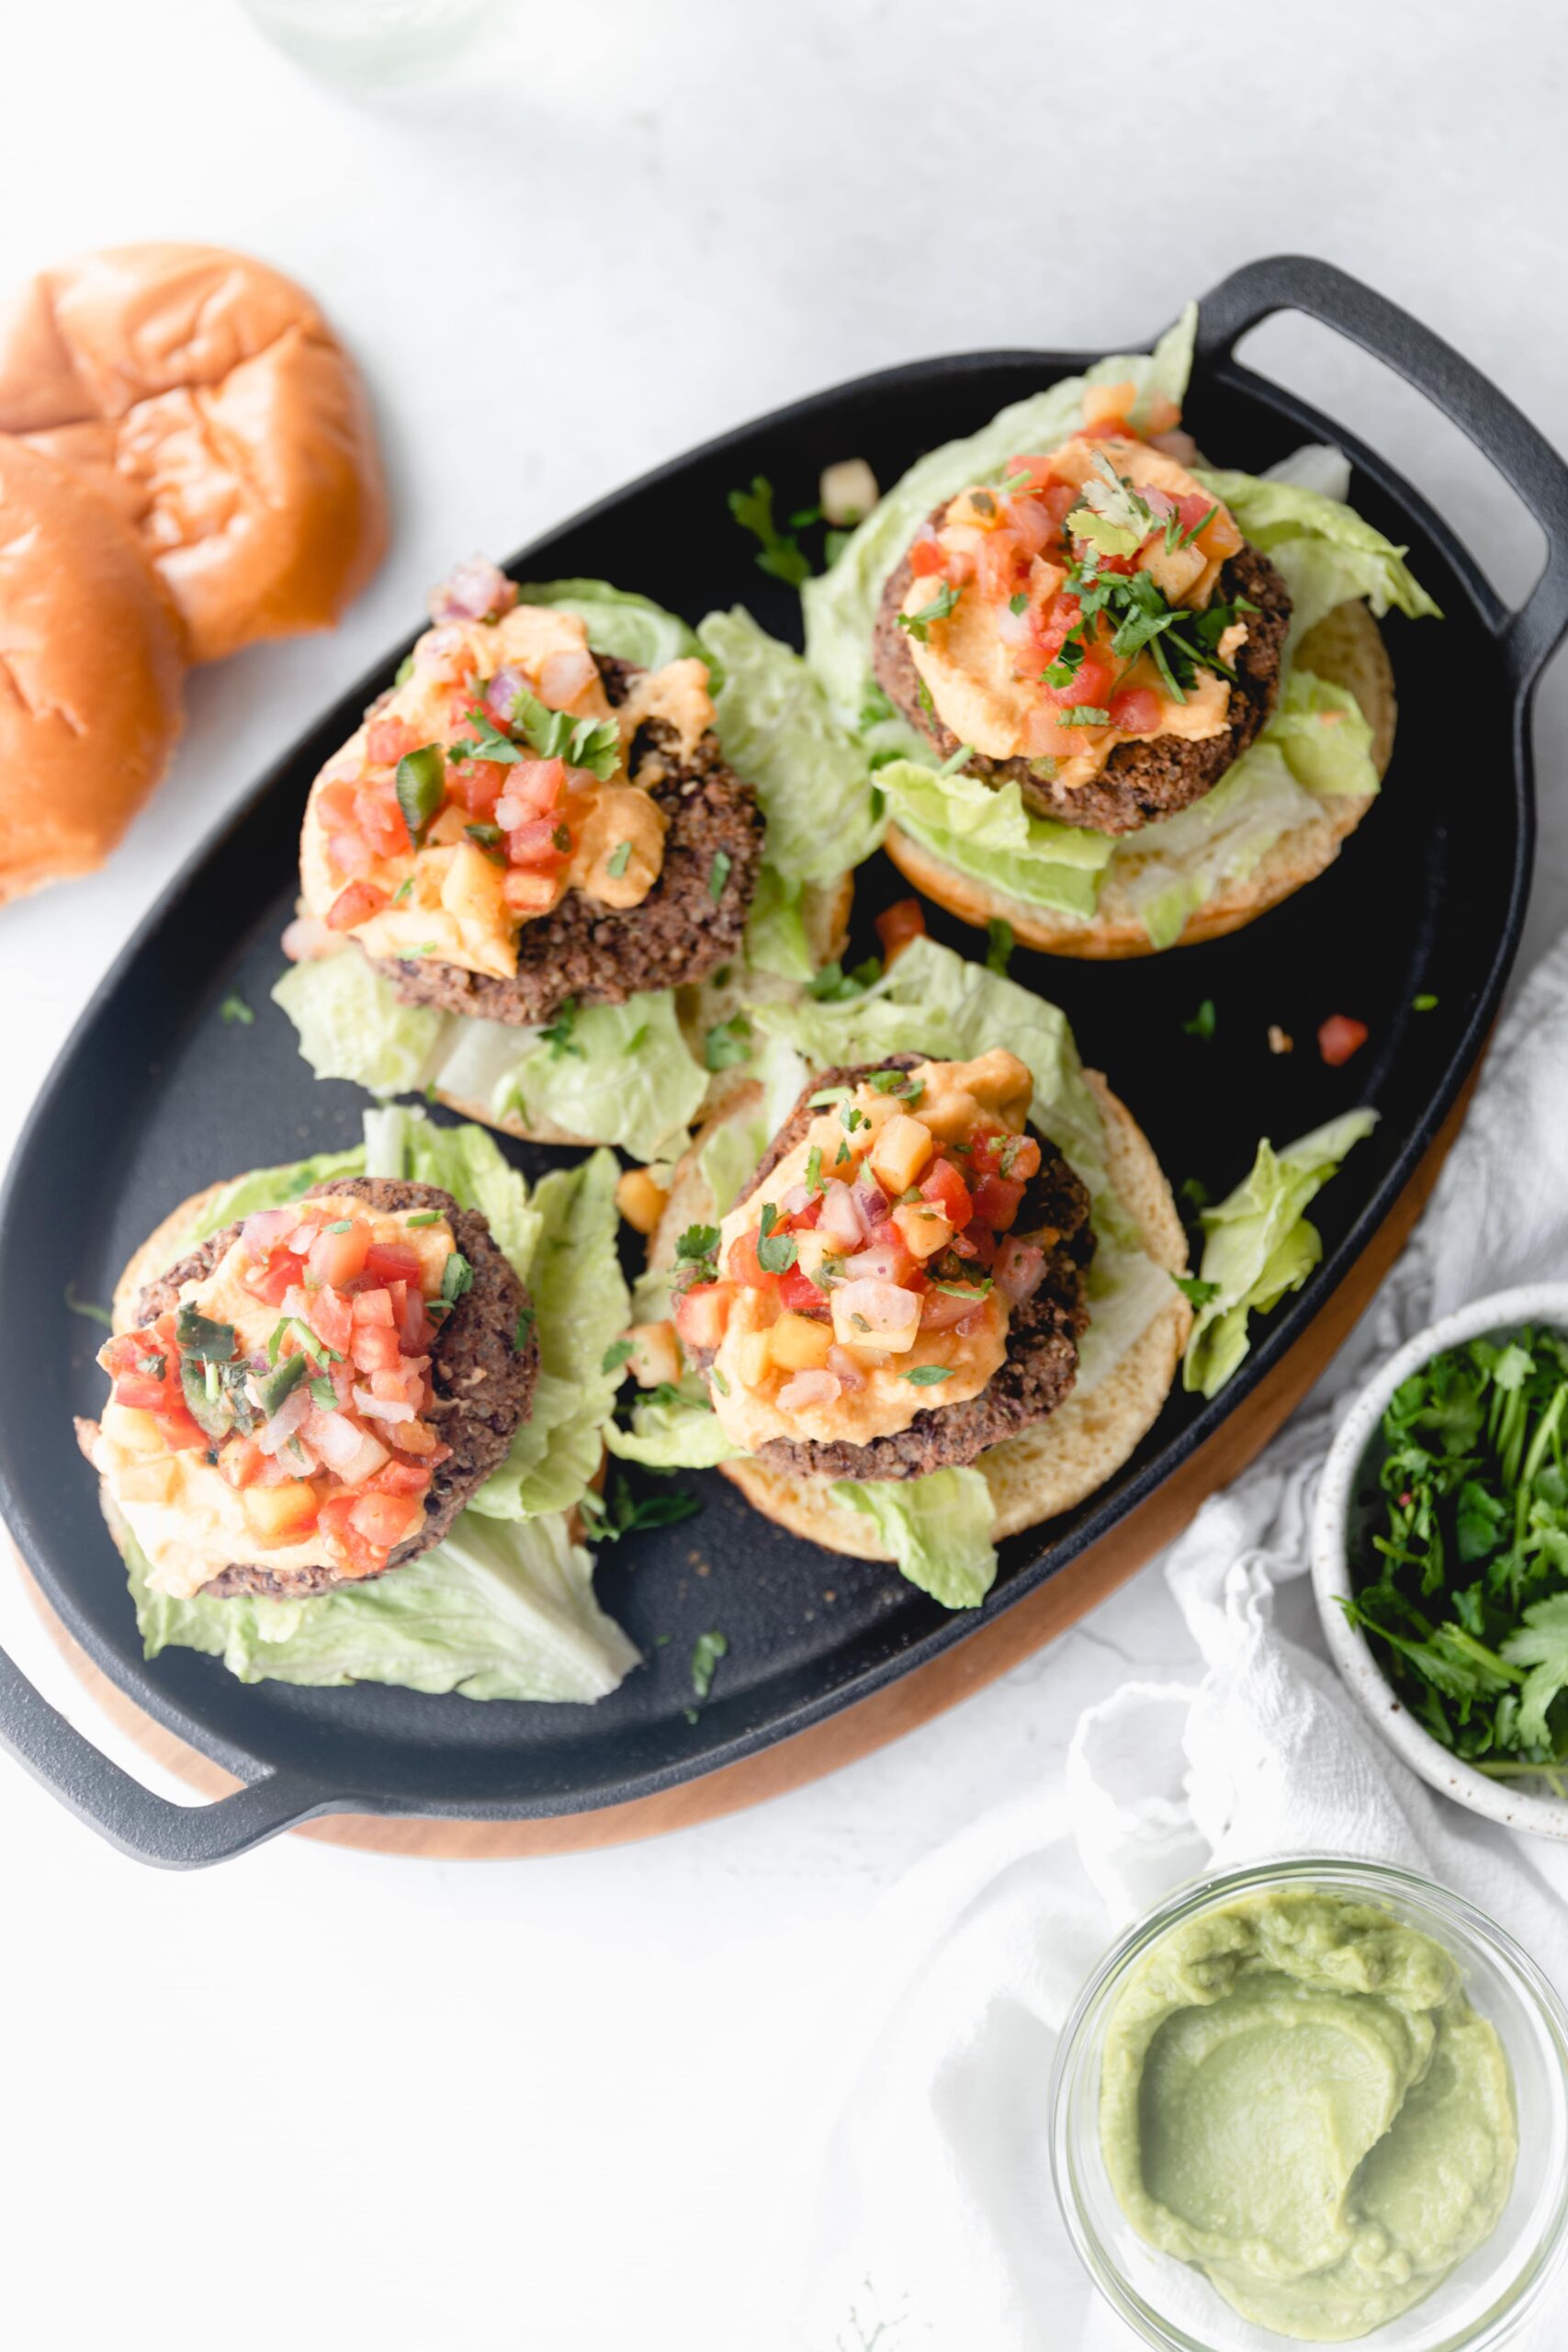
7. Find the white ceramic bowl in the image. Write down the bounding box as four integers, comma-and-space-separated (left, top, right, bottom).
1312, 1281, 1568, 1841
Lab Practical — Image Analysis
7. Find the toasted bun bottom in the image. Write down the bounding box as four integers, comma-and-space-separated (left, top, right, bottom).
885, 601, 1394, 958
434, 870, 855, 1150
649, 1071, 1190, 1563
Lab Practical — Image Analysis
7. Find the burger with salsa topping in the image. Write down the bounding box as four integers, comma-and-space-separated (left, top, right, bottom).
290, 556, 765, 1032
77, 1175, 536, 1600
621, 1025, 1190, 1590
804, 307, 1438, 957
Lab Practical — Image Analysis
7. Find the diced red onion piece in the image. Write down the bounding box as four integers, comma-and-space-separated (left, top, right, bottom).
832, 1277, 920, 1340
485, 664, 525, 722
1147, 429, 1199, 464
996, 1238, 1046, 1304
778, 1369, 842, 1413
844, 1243, 906, 1284
826, 1346, 865, 1391
997, 600, 1033, 647
428, 556, 518, 624
241, 1208, 296, 1254
256, 1386, 312, 1455
412, 623, 470, 680
779, 1183, 812, 1218
353, 1384, 415, 1424
818, 1181, 867, 1249
852, 1178, 888, 1224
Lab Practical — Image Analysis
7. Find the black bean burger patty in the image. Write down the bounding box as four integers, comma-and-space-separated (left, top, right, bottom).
367, 653, 764, 1027
872, 517, 1291, 836
137, 1178, 538, 1599
690, 1058, 1095, 1481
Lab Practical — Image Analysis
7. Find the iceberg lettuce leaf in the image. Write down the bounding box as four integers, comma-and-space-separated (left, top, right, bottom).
829, 1469, 998, 1610
126, 1511, 637, 1702
1195, 468, 1441, 646
606, 1378, 740, 1470
362, 1102, 543, 1277
514, 578, 699, 668
272, 954, 446, 1099
1183, 1110, 1379, 1397
504, 993, 708, 1162
698, 605, 885, 883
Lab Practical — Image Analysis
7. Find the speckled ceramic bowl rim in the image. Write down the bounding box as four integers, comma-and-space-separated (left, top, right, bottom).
1312, 1281, 1568, 1841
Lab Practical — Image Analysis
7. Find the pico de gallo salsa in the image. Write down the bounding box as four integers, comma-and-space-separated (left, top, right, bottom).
298, 560, 705, 984
96, 1197, 467, 1589
672, 1050, 1058, 1450
897, 392, 1253, 788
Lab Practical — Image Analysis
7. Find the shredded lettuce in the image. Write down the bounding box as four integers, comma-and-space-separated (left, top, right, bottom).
698, 605, 885, 883
501, 994, 708, 1160
803, 306, 1197, 725
876, 758, 1113, 919
187, 1147, 367, 1241
126, 1512, 637, 1702
513, 578, 699, 668
1193, 469, 1442, 647
743, 865, 814, 981
271, 955, 445, 1099
1184, 1110, 1380, 1398
829, 1469, 999, 1610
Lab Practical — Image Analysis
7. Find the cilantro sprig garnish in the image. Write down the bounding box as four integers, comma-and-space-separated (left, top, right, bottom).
1342, 1326, 1568, 1784
581, 1473, 702, 1545
674, 1224, 721, 1284
449, 694, 620, 783
897, 581, 962, 642
728, 476, 811, 587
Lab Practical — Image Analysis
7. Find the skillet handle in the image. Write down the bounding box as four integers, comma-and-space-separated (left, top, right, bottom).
1194, 254, 1568, 697
0, 1640, 344, 1866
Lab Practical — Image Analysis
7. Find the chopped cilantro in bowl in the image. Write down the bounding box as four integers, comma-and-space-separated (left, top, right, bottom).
1314, 1285, 1568, 1829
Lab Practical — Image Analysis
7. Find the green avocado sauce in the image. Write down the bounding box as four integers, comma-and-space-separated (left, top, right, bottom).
1100, 1890, 1517, 2340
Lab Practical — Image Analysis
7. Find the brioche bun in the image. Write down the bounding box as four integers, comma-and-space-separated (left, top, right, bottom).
0, 243, 388, 663
886, 601, 1395, 958
648, 1067, 1190, 1563
0, 433, 186, 905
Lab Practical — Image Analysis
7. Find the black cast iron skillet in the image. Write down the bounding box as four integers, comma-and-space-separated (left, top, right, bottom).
3, 256, 1566, 1866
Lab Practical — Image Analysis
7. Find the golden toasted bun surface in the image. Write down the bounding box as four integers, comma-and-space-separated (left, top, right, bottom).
0, 433, 185, 906
649, 1071, 1190, 1562
886, 600, 1394, 957
0, 243, 388, 663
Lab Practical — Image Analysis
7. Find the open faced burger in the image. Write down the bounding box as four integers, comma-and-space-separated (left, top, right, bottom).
610, 933, 1191, 1606
294, 558, 764, 1030
804, 305, 1438, 956
78, 1174, 536, 1601
276, 574, 871, 1165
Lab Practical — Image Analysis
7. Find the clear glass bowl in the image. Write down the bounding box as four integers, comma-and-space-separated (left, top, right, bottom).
1050, 1858, 1568, 2350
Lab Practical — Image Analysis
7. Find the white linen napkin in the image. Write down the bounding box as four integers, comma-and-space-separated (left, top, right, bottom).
790, 933, 1568, 2352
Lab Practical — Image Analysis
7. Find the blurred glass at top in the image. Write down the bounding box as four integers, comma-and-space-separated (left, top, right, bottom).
241, 0, 509, 85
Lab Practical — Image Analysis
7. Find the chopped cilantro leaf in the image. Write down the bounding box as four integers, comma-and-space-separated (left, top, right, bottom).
219, 992, 254, 1027
691, 1627, 729, 1700
606, 838, 633, 879
1182, 1000, 1216, 1042
708, 850, 732, 903
985, 918, 1014, 978
601, 1339, 636, 1375
902, 1364, 953, 1385
441, 1251, 474, 1305
1414, 993, 1439, 1012
704, 1014, 752, 1073
395, 744, 446, 842
64, 1284, 113, 1329
728, 476, 811, 587
1173, 1274, 1221, 1307
897, 582, 961, 642
541, 998, 582, 1059
581, 1473, 704, 1545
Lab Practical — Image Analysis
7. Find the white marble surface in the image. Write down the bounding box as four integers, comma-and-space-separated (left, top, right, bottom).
3, 5, 1567, 2346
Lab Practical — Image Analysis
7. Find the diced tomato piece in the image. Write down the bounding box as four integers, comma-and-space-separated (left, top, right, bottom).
393, 1283, 429, 1352
919, 1156, 974, 1229
502, 867, 559, 915
369, 1458, 433, 1498
1179, 492, 1244, 560
673, 1281, 736, 1354
976, 527, 1024, 601
248, 1250, 307, 1306
308, 1221, 371, 1291
1109, 684, 1162, 734
217, 1435, 267, 1490
778, 1265, 828, 1315
153, 1406, 209, 1452
351, 1321, 403, 1374
351, 1285, 396, 1325
365, 716, 418, 766
326, 879, 390, 933
445, 758, 510, 818
874, 897, 927, 964
1318, 1014, 1370, 1069
1080, 415, 1134, 441
308, 1284, 355, 1357
1046, 642, 1116, 712
908, 537, 947, 578
504, 817, 571, 870
1007, 1136, 1042, 1182
1004, 456, 1065, 493
364, 1242, 423, 1286
727, 1228, 776, 1290
318, 777, 361, 829
317, 1493, 381, 1578
497, 758, 566, 823
971, 1173, 1026, 1232
864, 1222, 919, 1285
108, 1370, 167, 1412
393, 1419, 441, 1458
349, 1489, 424, 1551
326, 828, 378, 880
354, 786, 413, 858
952, 1219, 998, 1271
1033, 593, 1082, 666
787, 1194, 824, 1232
